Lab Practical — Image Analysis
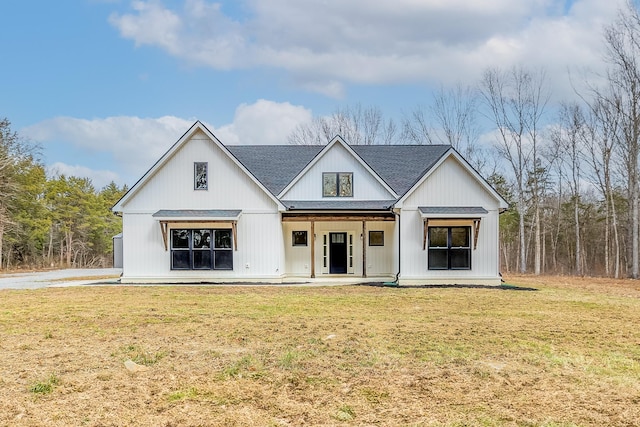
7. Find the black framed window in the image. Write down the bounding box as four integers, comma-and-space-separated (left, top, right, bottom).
369, 231, 384, 246
323, 172, 353, 197
292, 231, 308, 246
428, 226, 471, 270
194, 162, 208, 190
171, 229, 233, 270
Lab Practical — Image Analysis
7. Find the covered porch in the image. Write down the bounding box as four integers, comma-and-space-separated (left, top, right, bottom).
281, 202, 396, 279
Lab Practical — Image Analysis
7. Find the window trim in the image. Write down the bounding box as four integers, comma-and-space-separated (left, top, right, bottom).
368, 230, 384, 246
292, 230, 308, 246
194, 162, 208, 190
427, 226, 471, 270
322, 172, 353, 197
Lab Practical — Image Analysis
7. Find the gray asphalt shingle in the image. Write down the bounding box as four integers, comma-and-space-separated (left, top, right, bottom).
227, 144, 450, 197
227, 145, 323, 195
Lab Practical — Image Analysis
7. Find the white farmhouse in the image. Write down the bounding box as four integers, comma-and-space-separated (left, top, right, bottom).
112, 121, 508, 285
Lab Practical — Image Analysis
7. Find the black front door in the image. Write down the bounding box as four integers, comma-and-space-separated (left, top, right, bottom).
329, 232, 347, 274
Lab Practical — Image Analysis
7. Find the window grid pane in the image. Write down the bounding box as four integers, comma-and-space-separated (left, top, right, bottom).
428, 226, 471, 270
170, 228, 233, 271
323, 173, 337, 197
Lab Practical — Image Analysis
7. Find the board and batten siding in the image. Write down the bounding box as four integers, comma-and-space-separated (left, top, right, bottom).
122, 130, 276, 213
399, 156, 502, 285
283, 222, 312, 276
364, 221, 396, 277
120, 130, 284, 282
281, 142, 394, 201
121, 212, 283, 282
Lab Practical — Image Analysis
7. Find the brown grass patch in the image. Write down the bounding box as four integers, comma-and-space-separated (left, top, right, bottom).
1, 278, 639, 426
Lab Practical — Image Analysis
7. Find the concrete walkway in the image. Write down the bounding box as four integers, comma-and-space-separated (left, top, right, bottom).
0, 268, 122, 290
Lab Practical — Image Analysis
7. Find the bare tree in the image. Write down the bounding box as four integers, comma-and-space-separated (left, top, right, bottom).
288, 104, 397, 145
480, 66, 550, 274
553, 102, 586, 275
581, 90, 622, 277
600, 0, 640, 278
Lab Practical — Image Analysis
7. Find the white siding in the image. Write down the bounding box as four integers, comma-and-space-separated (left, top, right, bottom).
365, 221, 396, 277
281, 143, 394, 201
121, 212, 284, 282
123, 131, 276, 213
399, 156, 502, 285
283, 222, 312, 276
403, 156, 501, 210
120, 130, 284, 282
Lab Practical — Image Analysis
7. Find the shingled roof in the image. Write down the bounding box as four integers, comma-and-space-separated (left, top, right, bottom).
227, 144, 450, 197
352, 145, 450, 195
227, 145, 323, 195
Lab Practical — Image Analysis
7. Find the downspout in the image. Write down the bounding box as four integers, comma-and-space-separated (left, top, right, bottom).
384, 207, 400, 286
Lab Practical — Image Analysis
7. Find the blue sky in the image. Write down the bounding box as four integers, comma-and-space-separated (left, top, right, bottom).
0, 0, 625, 188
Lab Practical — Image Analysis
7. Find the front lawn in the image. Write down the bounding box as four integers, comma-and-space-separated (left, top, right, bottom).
0, 276, 638, 426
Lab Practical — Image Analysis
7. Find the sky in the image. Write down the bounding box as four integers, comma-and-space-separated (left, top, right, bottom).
0, 0, 628, 189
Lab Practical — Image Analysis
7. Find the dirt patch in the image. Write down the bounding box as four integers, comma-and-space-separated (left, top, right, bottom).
1, 279, 639, 426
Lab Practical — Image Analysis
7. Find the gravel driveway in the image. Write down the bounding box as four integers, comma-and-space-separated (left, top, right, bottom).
0, 268, 122, 290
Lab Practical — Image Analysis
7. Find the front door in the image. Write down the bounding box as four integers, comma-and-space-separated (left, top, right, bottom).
329, 232, 348, 274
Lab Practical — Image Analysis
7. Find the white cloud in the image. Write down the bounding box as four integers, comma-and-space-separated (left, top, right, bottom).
23, 100, 313, 186
214, 99, 313, 145
108, 0, 625, 97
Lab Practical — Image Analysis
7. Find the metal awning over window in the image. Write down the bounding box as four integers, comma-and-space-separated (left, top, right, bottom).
152, 210, 241, 251
419, 206, 488, 250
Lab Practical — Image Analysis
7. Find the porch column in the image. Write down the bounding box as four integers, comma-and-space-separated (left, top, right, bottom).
310, 221, 315, 278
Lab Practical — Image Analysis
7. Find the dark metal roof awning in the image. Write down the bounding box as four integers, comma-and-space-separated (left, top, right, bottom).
152, 209, 241, 221
418, 206, 488, 217
419, 206, 488, 250
153, 210, 241, 251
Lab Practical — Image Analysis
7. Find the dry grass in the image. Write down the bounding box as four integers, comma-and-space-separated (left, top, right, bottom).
0, 276, 639, 426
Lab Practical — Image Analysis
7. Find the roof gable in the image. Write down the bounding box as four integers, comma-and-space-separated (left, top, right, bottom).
112, 121, 284, 212
278, 136, 398, 199
397, 148, 508, 209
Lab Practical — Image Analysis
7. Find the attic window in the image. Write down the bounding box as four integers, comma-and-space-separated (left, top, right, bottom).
194, 162, 208, 190
323, 172, 353, 197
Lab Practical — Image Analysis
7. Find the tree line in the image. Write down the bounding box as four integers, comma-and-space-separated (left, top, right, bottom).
5, 2, 640, 277
0, 118, 126, 270
289, 2, 640, 278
